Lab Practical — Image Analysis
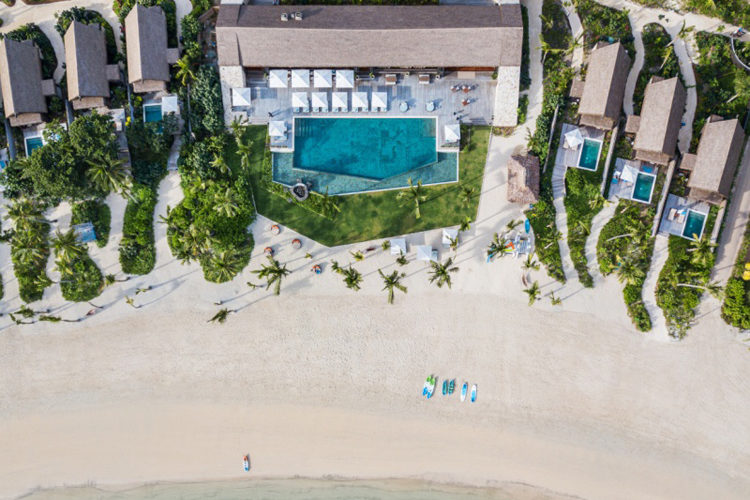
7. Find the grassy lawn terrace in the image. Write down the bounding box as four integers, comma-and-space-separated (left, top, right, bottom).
238, 125, 489, 247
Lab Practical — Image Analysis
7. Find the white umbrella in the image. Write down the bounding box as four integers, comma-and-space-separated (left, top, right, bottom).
372, 91, 388, 111
564, 128, 584, 149
621, 164, 638, 183
444, 124, 460, 143
231, 87, 252, 107
442, 228, 458, 247
269, 121, 286, 137
390, 238, 407, 256
352, 91, 369, 111
331, 91, 348, 111
269, 69, 288, 88
313, 69, 332, 88
311, 91, 328, 111
292, 92, 308, 110
336, 70, 354, 89
415, 245, 436, 262
291, 69, 310, 88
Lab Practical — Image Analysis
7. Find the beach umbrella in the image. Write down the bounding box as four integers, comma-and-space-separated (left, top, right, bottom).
442, 228, 458, 247
352, 91, 369, 111
291, 69, 310, 88
231, 87, 252, 107
336, 70, 354, 89
269, 69, 288, 88
444, 124, 460, 143
416, 245, 436, 262
292, 92, 308, 109
331, 91, 348, 110
269, 121, 286, 137
313, 69, 333, 88
564, 128, 584, 149
372, 91, 388, 111
390, 238, 407, 256
621, 164, 638, 183
311, 92, 328, 111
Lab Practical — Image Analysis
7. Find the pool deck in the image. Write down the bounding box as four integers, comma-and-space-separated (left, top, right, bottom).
608, 158, 659, 203
232, 73, 495, 151
658, 193, 711, 239
555, 124, 606, 170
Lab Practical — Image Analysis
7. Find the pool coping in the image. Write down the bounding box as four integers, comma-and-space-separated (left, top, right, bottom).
573, 137, 603, 172
679, 208, 708, 241
629, 171, 657, 205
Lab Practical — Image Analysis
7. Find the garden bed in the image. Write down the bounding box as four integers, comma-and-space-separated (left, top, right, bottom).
633, 24, 681, 115
72, 200, 111, 248
120, 183, 158, 275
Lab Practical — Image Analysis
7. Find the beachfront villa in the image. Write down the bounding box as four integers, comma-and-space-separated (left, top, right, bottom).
125, 4, 180, 94
0, 38, 56, 127
63, 21, 121, 110
215, 4, 522, 195
625, 76, 686, 166
573, 41, 630, 130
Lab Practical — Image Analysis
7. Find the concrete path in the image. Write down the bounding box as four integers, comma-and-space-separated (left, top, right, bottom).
561, 1, 585, 68
712, 140, 750, 285
642, 234, 670, 340
0, 203, 19, 306
585, 202, 617, 283
551, 162, 576, 281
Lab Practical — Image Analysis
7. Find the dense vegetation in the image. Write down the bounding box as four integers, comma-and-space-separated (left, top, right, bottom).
6, 199, 51, 303
71, 200, 111, 248
55, 7, 118, 63
1, 23, 57, 79
113, 0, 178, 47
692, 32, 750, 151
683, 0, 750, 30
52, 229, 104, 302
633, 24, 681, 115
574, 0, 635, 57
722, 222, 750, 329
189, 66, 224, 139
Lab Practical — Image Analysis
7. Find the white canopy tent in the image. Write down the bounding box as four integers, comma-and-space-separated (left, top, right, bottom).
372, 92, 388, 111
416, 245, 437, 262
352, 91, 369, 111
311, 92, 328, 111
336, 70, 354, 89
331, 92, 348, 111
442, 228, 459, 247
564, 128, 584, 149
231, 87, 252, 107
269, 69, 288, 88
291, 69, 310, 88
161, 95, 179, 115
292, 92, 309, 111
444, 124, 460, 143
313, 69, 333, 88
621, 164, 639, 183
390, 238, 407, 255
269, 121, 286, 137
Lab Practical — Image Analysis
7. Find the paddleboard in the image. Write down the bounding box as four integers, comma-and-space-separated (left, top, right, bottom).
470, 384, 477, 403
460, 382, 468, 402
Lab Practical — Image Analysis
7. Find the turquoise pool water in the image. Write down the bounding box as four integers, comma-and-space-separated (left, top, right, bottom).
682, 210, 706, 239
25, 136, 43, 155
273, 117, 458, 195
632, 172, 656, 203
144, 104, 162, 123
578, 138, 602, 170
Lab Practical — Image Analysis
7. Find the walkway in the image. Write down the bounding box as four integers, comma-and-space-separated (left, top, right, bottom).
551, 162, 576, 281
561, 1, 585, 68
642, 234, 670, 340
712, 140, 750, 285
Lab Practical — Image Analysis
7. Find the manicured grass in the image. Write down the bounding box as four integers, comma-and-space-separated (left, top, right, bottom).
633, 24, 681, 115
71, 200, 111, 248
241, 125, 489, 246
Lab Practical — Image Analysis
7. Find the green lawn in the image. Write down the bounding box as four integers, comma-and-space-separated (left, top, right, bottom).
239, 125, 489, 247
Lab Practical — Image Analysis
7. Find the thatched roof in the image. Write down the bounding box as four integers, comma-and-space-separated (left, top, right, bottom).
507, 154, 540, 204
579, 42, 630, 130
217, 5, 523, 68
125, 4, 169, 85
633, 77, 686, 165
65, 21, 109, 101
688, 118, 745, 203
0, 38, 47, 119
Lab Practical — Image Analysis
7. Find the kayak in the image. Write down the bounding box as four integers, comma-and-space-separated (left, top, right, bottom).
460, 382, 468, 402
422, 376, 431, 396
470, 384, 477, 403
442, 380, 448, 395
426, 376, 437, 399
448, 379, 455, 394
243, 455, 250, 472
524, 218, 531, 233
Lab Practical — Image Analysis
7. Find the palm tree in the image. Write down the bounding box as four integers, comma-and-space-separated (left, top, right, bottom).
252, 256, 291, 295
52, 228, 83, 265
487, 232, 509, 259
523, 254, 540, 271
397, 178, 427, 219
230, 116, 247, 139
124, 296, 140, 309
448, 235, 459, 252
104, 274, 129, 287
86, 156, 132, 197
341, 265, 363, 291
676, 280, 724, 300
350, 250, 364, 262
174, 55, 196, 86
617, 258, 645, 286
176, 223, 212, 263
211, 154, 231, 175
208, 308, 235, 324
207, 250, 244, 282
575, 220, 590, 236
428, 258, 459, 289
236, 137, 254, 170
459, 216, 471, 233
458, 185, 476, 208
381, 240, 391, 251
330, 259, 343, 274
523, 281, 541, 306
213, 188, 241, 217
548, 292, 562, 306
538, 35, 564, 63
378, 269, 407, 304
687, 234, 717, 269
505, 219, 522, 233
395, 254, 408, 266
588, 195, 606, 211
5, 198, 46, 230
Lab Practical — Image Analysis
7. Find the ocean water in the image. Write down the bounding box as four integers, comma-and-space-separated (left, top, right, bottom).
21, 478, 526, 500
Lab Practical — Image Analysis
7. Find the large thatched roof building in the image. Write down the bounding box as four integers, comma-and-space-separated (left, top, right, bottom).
507, 154, 540, 205
0, 38, 52, 127
629, 77, 686, 165
578, 42, 630, 130
125, 5, 179, 93
64, 21, 121, 110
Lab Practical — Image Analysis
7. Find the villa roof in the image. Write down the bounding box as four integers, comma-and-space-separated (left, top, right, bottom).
65, 21, 109, 101
507, 154, 540, 205
0, 38, 47, 118
578, 42, 630, 129
216, 5, 523, 68
125, 4, 169, 85
687, 118, 745, 203
633, 77, 686, 164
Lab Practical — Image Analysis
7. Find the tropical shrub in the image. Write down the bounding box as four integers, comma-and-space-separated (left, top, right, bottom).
575, 0, 635, 56
683, 0, 750, 29
53, 229, 104, 302
120, 183, 158, 275
721, 221, 750, 329
71, 200, 111, 248
7, 199, 51, 303
190, 65, 224, 139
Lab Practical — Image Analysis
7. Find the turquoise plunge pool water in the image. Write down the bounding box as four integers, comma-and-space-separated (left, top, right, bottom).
682, 210, 706, 239
578, 138, 602, 170
273, 117, 458, 195
144, 104, 162, 123
632, 172, 656, 203
25, 136, 43, 156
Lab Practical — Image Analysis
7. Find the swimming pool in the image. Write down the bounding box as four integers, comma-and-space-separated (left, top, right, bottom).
273, 117, 458, 195
682, 210, 707, 240
577, 138, 602, 170
25, 136, 43, 156
631, 172, 656, 203
143, 104, 162, 123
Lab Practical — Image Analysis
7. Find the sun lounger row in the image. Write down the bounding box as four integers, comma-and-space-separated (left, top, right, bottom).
291, 91, 388, 113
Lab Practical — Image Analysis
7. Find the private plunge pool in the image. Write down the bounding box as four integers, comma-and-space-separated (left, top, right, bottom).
143, 104, 162, 123
272, 117, 458, 195
631, 171, 656, 204
577, 138, 603, 171
681, 209, 707, 240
